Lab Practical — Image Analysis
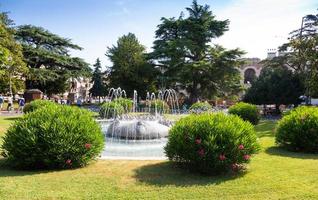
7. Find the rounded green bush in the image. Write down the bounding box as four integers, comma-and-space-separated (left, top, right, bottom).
23, 100, 56, 113
276, 106, 318, 153
149, 100, 170, 114
165, 113, 260, 175
1, 104, 104, 169
189, 102, 212, 114
113, 98, 133, 113
228, 102, 260, 125
99, 102, 124, 118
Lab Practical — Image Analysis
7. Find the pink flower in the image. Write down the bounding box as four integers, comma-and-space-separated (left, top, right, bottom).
238, 144, 244, 150
65, 159, 72, 165
198, 148, 205, 157
195, 138, 202, 145
219, 154, 226, 161
231, 163, 239, 171
243, 154, 250, 160
85, 143, 92, 149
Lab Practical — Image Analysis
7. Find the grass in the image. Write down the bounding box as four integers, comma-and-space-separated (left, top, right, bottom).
0, 117, 318, 199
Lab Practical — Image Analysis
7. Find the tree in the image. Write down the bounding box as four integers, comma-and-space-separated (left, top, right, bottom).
0, 13, 27, 94
89, 58, 106, 99
279, 11, 318, 97
151, 0, 243, 102
106, 33, 159, 97
15, 25, 91, 95
243, 67, 304, 112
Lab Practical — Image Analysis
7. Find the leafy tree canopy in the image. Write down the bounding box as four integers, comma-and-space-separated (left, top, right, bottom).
278, 11, 318, 97
0, 12, 27, 94
15, 25, 91, 95
243, 66, 304, 108
151, 0, 243, 102
106, 33, 159, 98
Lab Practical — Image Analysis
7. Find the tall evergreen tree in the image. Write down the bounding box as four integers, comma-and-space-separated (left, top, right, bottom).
279, 11, 318, 97
15, 25, 91, 95
151, 0, 243, 102
89, 58, 106, 98
106, 33, 159, 97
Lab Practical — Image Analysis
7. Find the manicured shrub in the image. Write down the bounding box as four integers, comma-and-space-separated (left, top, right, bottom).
1, 105, 104, 169
149, 100, 170, 114
276, 106, 318, 153
23, 100, 56, 113
228, 102, 260, 125
189, 102, 212, 114
165, 113, 260, 175
99, 102, 124, 118
113, 98, 133, 113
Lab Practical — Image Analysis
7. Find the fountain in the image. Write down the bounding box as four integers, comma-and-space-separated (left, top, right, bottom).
99, 88, 179, 159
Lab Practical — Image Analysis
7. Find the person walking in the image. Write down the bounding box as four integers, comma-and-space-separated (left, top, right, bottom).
0, 94, 4, 111
17, 97, 25, 113
7, 96, 13, 112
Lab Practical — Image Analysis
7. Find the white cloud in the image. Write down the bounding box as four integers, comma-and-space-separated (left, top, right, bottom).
214, 0, 317, 59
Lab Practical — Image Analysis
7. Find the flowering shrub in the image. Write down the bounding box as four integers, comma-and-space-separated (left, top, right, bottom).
1, 104, 104, 169
23, 100, 56, 113
149, 100, 170, 114
276, 106, 318, 153
113, 98, 133, 113
99, 102, 125, 119
165, 113, 260, 175
189, 102, 212, 114
228, 102, 260, 125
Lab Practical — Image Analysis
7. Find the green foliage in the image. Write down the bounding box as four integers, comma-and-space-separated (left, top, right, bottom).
189, 102, 212, 113
23, 100, 56, 113
15, 25, 91, 95
149, 100, 170, 114
1, 105, 104, 169
165, 113, 260, 175
0, 13, 27, 93
90, 58, 106, 97
243, 67, 304, 108
106, 33, 159, 98
228, 102, 260, 125
277, 11, 318, 97
276, 106, 318, 153
99, 102, 125, 118
151, 1, 244, 102
113, 98, 133, 113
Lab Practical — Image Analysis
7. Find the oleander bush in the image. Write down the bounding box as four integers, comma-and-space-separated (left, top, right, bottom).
189, 102, 212, 114
99, 101, 124, 118
276, 106, 318, 153
23, 100, 56, 113
1, 105, 104, 169
149, 100, 170, 114
113, 98, 133, 113
228, 102, 260, 125
165, 113, 260, 175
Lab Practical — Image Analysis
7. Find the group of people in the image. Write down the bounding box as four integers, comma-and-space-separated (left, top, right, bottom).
0, 94, 25, 113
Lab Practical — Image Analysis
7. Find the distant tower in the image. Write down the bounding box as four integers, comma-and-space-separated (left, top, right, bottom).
267, 49, 277, 59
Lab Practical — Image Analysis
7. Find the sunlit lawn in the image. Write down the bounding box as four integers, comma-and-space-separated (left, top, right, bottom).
1, 116, 318, 199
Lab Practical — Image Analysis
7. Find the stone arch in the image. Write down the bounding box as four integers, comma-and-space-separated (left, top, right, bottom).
244, 68, 256, 84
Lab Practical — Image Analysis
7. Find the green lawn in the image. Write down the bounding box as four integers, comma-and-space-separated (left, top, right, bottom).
1, 117, 318, 199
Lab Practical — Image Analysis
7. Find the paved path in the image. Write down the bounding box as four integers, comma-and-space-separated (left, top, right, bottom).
0, 111, 23, 117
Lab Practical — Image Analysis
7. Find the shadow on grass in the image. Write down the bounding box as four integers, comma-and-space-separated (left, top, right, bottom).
4, 117, 21, 121
134, 161, 244, 187
266, 146, 318, 160
0, 157, 70, 177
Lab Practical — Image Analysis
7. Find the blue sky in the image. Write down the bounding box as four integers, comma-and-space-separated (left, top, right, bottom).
1, 0, 317, 68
